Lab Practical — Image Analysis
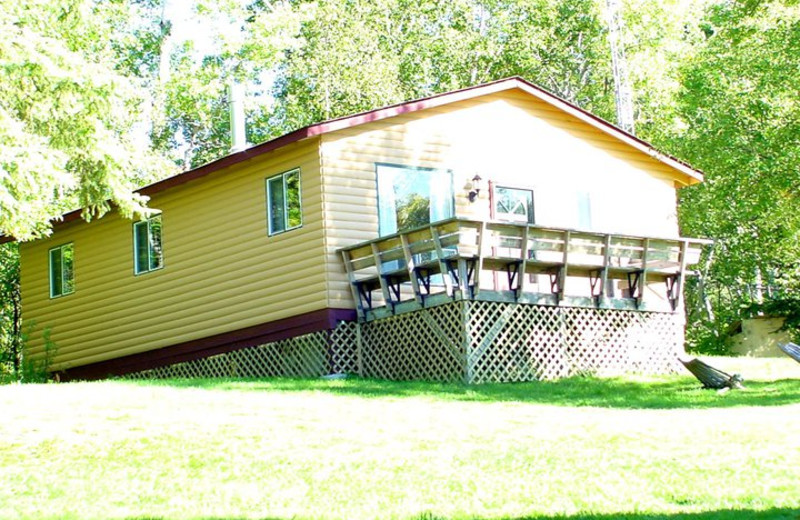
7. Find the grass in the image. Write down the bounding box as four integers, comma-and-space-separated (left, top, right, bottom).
0, 357, 798, 520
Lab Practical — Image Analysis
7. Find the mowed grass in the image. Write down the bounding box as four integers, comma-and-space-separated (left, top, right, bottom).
1, 357, 799, 520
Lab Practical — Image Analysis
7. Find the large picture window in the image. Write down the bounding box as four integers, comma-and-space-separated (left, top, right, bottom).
49, 243, 74, 298
376, 164, 454, 236
134, 215, 163, 275
266, 168, 302, 235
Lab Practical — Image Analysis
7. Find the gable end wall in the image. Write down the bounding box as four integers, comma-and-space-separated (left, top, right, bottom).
320, 90, 684, 309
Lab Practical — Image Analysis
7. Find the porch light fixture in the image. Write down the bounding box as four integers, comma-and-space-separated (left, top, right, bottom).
468, 174, 483, 202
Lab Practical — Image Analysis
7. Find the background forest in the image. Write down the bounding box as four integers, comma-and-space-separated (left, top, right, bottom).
1, 0, 798, 378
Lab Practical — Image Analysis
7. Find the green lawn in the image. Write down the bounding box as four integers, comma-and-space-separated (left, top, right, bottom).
1, 357, 799, 520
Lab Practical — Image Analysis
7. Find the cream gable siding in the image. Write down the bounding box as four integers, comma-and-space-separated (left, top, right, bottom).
20, 138, 326, 370
321, 89, 684, 308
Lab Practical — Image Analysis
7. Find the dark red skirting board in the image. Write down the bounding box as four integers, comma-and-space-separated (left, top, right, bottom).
59, 308, 356, 381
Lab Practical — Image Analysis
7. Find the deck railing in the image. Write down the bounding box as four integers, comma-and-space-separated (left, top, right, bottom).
339, 218, 711, 321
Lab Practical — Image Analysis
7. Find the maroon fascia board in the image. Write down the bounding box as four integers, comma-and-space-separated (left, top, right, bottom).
1, 76, 703, 244
133, 75, 703, 195
134, 81, 516, 197
59, 307, 356, 381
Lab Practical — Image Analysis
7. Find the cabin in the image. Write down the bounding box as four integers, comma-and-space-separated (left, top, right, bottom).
10, 77, 710, 383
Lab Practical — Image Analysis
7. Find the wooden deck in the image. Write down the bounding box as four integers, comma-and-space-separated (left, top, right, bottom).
339, 218, 711, 321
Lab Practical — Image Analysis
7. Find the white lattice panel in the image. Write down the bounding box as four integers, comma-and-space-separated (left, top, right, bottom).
464, 302, 683, 382
330, 321, 360, 375
561, 308, 683, 376
126, 329, 334, 380
124, 304, 683, 384
360, 302, 466, 382
466, 302, 572, 383
356, 301, 684, 383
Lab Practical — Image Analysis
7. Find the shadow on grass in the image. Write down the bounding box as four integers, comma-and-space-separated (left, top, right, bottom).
129, 373, 800, 410
128, 507, 800, 520
498, 509, 800, 520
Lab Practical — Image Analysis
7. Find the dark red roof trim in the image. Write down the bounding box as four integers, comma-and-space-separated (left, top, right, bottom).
58, 307, 356, 381
131, 75, 702, 196
1, 76, 703, 243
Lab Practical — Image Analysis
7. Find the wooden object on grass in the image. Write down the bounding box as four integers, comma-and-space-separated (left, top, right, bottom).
778, 342, 800, 364
680, 358, 744, 390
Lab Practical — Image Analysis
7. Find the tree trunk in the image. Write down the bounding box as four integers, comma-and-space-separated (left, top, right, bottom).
605, 0, 635, 134
11, 287, 20, 379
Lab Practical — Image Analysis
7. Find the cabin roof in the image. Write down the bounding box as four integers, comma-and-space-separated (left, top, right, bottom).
2, 76, 703, 243
141, 76, 702, 196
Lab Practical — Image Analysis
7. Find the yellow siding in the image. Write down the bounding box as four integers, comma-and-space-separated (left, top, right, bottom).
21, 138, 326, 370
321, 89, 685, 307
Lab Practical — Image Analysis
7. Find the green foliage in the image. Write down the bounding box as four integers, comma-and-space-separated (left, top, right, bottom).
1, 369, 799, 517
154, 0, 617, 160
0, 0, 174, 241
254, 0, 616, 137
396, 193, 431, 231
19, 327, 58, 384
621, 0, 712, 140
666, 0, 800, 352
0, 243, 20, 379
0, 321, 58, 384
150, 49, 235, 169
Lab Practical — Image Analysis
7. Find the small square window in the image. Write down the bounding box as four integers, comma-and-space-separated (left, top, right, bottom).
266, 168, 302, 235
134, 215, 163, 275
494, 186, 535, 224
49, 243, 74, 298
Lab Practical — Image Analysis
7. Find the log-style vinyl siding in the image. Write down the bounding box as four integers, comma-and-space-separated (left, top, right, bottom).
321, 89, 683, 307
21, 138, 326, 370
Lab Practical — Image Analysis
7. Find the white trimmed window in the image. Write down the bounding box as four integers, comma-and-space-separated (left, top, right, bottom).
376, 164, 454, 236
49, 243, 75, 298
494, 186, 534, 224
133, 215, 163, 275
266, 168, 302, 235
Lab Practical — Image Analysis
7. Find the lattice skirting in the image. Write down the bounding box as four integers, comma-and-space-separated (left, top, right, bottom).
125, 323, 360, 380
465, 302, 684, 383
125, 302, 684, 383
359, 301, 683, 383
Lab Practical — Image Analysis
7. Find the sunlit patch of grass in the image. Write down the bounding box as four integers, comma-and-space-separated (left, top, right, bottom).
0, 359, 798, 520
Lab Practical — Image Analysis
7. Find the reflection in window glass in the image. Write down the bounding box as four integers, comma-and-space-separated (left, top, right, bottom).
377, 164, 453, 236
49, 243, 74, 298
134, 215, 164, 275
267, 169, 302, 235
577, 191, 592, 229
495, 186, 534, 224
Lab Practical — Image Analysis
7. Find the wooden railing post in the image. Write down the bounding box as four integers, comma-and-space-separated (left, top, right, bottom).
558, 230, 570, 303
430, 225, 454, 298
400, 233, 423, 305
672, 239, 689, 311
598, 233, 611, 307
637, 238, 649, 309
341, 249, 365, 320
517, 225, 530, 299
472, 221, 486, 299
370, 243, 394, 312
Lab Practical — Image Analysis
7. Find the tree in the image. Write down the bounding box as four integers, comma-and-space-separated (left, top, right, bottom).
0, 0, 177, 379
620, 0, 712, 141
669, 0, 800, 349
244, 0, 616, 139
0, 243, 20, 379
0, 0, 174, 241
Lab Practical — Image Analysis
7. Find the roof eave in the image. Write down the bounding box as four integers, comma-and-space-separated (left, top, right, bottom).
0, 76, 704, 243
